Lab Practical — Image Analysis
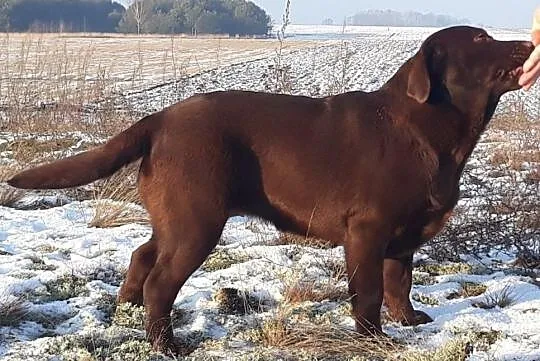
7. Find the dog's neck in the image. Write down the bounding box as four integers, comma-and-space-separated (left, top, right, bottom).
437, 84, 500, 165
382, 70, 499, 166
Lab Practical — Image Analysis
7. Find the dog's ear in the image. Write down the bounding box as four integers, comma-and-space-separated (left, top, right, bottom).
407, 50, 431, 104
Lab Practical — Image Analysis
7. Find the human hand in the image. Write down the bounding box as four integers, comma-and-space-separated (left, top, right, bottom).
519, 9, 540, 90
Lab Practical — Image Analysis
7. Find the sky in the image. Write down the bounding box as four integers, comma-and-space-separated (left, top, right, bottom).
251, 0, 539, 29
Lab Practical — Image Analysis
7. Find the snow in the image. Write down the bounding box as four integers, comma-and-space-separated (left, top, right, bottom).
0, 24, 539, 360
119, 26, 539, 119
0, 200, 539, 359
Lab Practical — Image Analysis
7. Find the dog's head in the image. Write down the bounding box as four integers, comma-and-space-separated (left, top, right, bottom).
405, 26, 533, 108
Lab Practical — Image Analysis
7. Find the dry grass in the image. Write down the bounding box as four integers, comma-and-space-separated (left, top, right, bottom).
213, 287, 264, 315
412, 293, 439, 306
401, 337, 473, 361
244, 308, 402, 359
243, 307, 488, 361
0, 165, 25, 206
488, 108, 540, 173
489, 146, 540, 171
491, 108, 540, 133
0, 294, 30, 327
415, 262, 473, 276
281, 269, 349, 304
201, 248, 250, 272
0, 33, 314, 122
0, 137, 78, 164
89, 165, 148, 228
447, 282, 488, 300
276, 231, 335, 249
472, 285, 517, 309
89, 199, 147, 228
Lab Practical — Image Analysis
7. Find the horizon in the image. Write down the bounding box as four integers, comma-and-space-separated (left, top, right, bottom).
251, 1, 538, 29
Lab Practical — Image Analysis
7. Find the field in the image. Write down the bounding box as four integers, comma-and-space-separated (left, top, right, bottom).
0, 26, 539, 361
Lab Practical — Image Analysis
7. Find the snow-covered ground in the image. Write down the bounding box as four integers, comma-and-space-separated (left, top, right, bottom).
0, 198, 539, 360
0, 25, 539, 360
119, 26, 539, 117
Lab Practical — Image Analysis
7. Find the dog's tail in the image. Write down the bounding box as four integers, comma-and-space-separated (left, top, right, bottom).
7, 113, 159, 189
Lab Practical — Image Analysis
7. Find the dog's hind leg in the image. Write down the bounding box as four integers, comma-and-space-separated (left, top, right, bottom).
117, 236, 157, 306
141, 194, 227, 353
383, 255, 433, 326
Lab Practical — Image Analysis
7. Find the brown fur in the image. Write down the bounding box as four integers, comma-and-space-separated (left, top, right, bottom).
8, 26, 533, 353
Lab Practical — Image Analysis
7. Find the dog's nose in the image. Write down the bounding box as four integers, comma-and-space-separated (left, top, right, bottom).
522, 41, 535, 51
517, 41, 535, 58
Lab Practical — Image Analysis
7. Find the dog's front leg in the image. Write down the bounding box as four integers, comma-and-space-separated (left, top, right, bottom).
383, 255, 433, 326
344, 222, 388, 335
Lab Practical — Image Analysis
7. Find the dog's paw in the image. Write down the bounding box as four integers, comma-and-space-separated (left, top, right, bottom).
402, 310, 433, 326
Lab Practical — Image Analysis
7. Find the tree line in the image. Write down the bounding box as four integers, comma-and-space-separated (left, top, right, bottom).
0, 0, 272, 35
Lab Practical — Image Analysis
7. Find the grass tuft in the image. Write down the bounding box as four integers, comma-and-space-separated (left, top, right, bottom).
472, 285, 517, 309
0, 165, 25, 206
402, 337, 473, 361
201, 248, 250, 272
43, 330, 162, 361
0, 294, 30, 327
214, 287, 264, 315
447, 282, 488, 300
246, 309, 402, 359
281, 270, 349, 304
39, 274, 90, 302
89, 165, 148, 228
276, 232, 335, 249
412, 293, 440, 306
415, 262, 473, 276
112, 302, 145, 330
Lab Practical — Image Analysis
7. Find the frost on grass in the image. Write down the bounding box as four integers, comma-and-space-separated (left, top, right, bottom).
0, 294, 30, 327
112, 302, 145, 330
214, 287, 264, 315
412, 292, 440, 306
25, 255, 57, 271
415, 262, 474, 276
276, 231, 335, 249
39, 274, 90, 302
201, 248, 250, 272
42, 330, 163, 361
0, 165, 25, 207
412, 271, 436, 285
81, 263, 127, 287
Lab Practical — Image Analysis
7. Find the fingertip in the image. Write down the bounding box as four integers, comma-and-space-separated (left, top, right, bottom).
532, 30, 540, 46
519, 71, 534, 87
523, 59, 533, 73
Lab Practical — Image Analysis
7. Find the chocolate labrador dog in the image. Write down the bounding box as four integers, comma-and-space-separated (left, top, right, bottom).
8, 26, 533, 352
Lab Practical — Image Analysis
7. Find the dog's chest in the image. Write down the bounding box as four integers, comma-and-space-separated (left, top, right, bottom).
388, 207, 456, 258
387, 170, 461, 257
421, 161, 462, 238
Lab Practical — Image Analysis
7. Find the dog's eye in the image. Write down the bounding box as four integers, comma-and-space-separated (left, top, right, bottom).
474, 33, 492, 42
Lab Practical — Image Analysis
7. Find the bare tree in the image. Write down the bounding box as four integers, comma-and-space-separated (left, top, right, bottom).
129, 0, 149, 35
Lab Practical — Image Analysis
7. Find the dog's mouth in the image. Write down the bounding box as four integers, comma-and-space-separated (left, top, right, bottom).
497, 44, 534, 84
497, 66, 524, 81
